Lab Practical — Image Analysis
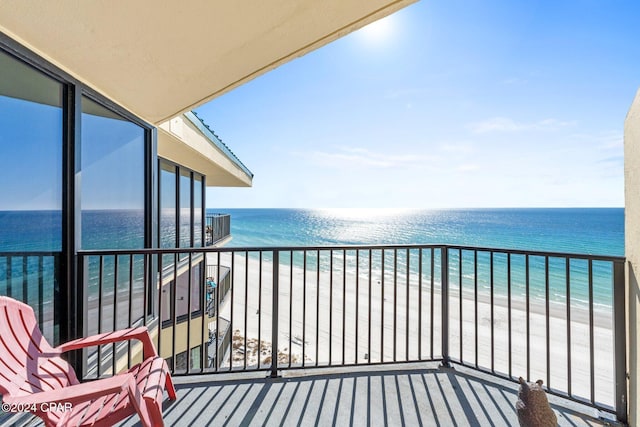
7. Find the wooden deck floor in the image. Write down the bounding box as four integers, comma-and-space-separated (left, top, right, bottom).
116, 363, 614, 427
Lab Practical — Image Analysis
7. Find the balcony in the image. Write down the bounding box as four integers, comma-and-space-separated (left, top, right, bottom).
205, 214, 231, 246
0, 244, 626, 426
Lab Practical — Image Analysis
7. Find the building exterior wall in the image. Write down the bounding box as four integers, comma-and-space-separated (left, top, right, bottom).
624, 88, 640, 425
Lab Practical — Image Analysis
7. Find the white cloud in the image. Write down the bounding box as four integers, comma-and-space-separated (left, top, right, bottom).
467, 117, 576, 134
301, 146, 436, 169
456, 164, 480, 172
440, 142, 475, 154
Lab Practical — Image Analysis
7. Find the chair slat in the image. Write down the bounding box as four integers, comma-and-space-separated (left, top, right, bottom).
0, 296, 175, 427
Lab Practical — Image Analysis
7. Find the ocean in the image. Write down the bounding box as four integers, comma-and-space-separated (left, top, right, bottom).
0, 208, 623, 255
0, 208, 624, 309
220, 208, 624, 256
219, 208, 624, 309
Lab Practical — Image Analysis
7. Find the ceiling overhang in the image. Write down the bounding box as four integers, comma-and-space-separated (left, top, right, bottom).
158, 114, 253, 187
0, 0, 417, 125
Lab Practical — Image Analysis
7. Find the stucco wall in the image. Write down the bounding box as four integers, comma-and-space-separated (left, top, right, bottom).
624, 88, 640, 425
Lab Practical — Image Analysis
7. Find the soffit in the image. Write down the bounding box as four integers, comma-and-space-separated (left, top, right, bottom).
0, 0, 416, 125
158, 117, 253, 188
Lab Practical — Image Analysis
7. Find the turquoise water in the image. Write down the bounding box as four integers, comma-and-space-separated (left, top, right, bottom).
216, 208, 624, 308
219, 208, 624, 256
0, 208, 624, 309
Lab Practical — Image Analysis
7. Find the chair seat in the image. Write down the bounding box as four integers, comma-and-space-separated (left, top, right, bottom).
44, 357, 171, 427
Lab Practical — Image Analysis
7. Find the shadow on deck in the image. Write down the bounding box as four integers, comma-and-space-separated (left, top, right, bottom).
117, 363, 611, 427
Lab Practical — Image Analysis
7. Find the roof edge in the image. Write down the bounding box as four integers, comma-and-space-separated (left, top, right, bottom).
185, 111, 254, 180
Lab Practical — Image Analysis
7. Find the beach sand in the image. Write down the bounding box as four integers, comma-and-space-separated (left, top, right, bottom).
209, 250, 616, 408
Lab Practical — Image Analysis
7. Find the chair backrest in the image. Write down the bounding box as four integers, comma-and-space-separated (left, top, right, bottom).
0, 296, 79, 398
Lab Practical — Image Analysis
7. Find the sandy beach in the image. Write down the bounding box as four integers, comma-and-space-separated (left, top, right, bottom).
209, 250, 616, 408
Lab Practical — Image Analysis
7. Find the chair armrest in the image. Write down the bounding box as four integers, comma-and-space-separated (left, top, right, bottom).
3, 373, 138, 407
55, 327, 157, 359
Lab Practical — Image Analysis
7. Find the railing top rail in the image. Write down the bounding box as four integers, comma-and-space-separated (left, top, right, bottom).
0, 251, 61, 257
445, 244, 625, 263
76, 243, 625, 262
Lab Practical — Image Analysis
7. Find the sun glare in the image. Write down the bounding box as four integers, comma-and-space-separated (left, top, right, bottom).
315, 208, 416, 221
357, 15, 395, 44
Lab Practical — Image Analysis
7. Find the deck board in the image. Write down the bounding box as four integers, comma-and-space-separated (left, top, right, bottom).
119, 363, 612, 427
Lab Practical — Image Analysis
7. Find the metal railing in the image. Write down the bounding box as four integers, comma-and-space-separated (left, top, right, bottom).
71, 244, 626, 422
205, 214, 231, 246
0, 251, 61, 345
205, 264, 231, 317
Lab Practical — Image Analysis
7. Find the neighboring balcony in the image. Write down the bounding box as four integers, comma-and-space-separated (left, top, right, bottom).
0, 244, 627, 426
205, 213, 231, 246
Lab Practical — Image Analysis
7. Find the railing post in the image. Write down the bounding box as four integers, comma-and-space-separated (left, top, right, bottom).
67, 253, 88, 378
271, 250, 280, 378
441, 246, 450, 367
614, 260, 627, 424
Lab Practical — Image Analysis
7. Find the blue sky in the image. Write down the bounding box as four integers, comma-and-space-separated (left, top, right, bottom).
198, 0, 639, 209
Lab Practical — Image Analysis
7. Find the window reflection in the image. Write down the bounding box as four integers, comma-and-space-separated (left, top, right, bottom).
159, 159, 203, 249
0, 50, 62, 251
81, 97, 145, 249
180, 170, 192, 248
194, 176, 203, 247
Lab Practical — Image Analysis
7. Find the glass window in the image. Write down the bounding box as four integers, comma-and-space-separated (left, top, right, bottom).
0, 50, 63, 344
161, 261, 202, 324
0, 50, 63, 251
159, 159, 204, 249
179, 170, 192, 248
81, 97, 145, 249
190, 346, 201, 370
160, 161, 177, 249
194, 176, 203, 247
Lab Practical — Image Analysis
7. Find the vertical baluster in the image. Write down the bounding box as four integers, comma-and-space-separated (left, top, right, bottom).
171, 253, 177, 373
430, 248, 435, 361
418, 249, 423, 361
229, 251, 235, 372
128, 254, 134, 369
113, 255, 119, 375
316, 250, 320, 366
244, 251, 249, 370
342, 249, 346, 366
302, 251, 307, 368
356, 249, 360, 364
406, 248, 410, 361
381, 249, 385, 363
200, 251, 207, 373
368, 250, 372, 365
271, 250, 279, 378
393, 248, 397, 362
329, 250, 333, 365
474, 250, 478, 369
525, 254, 530, 381
588, 259, 595, 405
507, 253, 512, 378
289, 251, 293, 368
545, 256, 550, 389
158, 254, 164, 371
566, 257, 572, 396
257, 251, 262, 370
490, 251, 494, 374
38, 256, 44, 333
186, 253, 193, 373
97, 256, 104, 378
441, 247, 449, 367
459, 249, 463, 363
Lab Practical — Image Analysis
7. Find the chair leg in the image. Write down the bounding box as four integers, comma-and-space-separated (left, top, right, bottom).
165, 373, 177, 400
